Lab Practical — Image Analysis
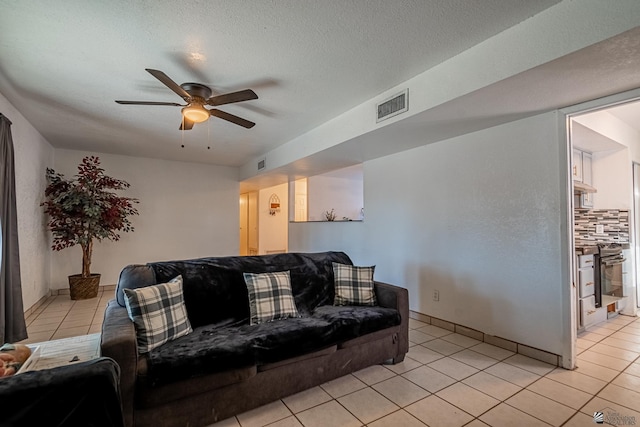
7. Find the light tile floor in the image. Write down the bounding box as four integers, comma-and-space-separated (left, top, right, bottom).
20, 291, 111, 344
17, 295, 640, 427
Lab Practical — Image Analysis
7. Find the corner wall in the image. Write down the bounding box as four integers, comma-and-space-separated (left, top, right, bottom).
0, 91, 55, 310
51, 150, 240, 289
290, 112, 569, 356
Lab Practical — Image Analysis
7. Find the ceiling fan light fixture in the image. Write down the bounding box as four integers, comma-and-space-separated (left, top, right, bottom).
182, 104, 210, 123
117, 69, 258, 129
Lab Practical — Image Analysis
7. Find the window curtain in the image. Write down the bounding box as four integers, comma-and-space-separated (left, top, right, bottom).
0, 113, 26, 344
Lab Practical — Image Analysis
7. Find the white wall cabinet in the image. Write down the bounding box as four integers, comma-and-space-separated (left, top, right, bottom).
581, 152, 593, 208
572, 149, 583, 182
573, 149, 594, 208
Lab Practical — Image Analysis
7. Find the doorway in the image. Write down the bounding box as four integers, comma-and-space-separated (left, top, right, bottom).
239, 183, 289, 256
633, 162, 640, 309
239, 191, 258, 256
565, 89, 640, 367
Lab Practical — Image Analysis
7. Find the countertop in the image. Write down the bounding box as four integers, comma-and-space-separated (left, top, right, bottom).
575, 242, 630, 255
575, 245, 599, 255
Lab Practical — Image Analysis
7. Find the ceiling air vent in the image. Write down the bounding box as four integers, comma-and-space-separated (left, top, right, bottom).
376, 89, 408, 123
257, 158, 266, 171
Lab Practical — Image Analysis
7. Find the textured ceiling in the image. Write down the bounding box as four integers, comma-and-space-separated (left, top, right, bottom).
0, 0, 561, 166
608, 101, 640, 133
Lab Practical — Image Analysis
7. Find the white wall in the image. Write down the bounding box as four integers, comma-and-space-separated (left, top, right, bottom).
290, 112, 569, 356
307, 174, 363, 221
258, 183, 288, 254
50, 150, 239, 289
0, 92, 55, 310
290, 221, 367, 259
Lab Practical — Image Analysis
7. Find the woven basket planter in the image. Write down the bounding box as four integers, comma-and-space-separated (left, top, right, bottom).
68, 274, 101, 300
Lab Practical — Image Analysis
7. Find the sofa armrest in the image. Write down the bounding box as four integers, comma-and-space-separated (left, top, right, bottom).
101, 299, 138, 427
374, 281, 409, 361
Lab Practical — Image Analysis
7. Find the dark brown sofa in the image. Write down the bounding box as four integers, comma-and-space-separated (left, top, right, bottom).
100, 251, 409, 427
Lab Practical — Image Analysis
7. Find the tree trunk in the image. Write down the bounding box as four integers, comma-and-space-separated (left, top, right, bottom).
81, 240, 93, 278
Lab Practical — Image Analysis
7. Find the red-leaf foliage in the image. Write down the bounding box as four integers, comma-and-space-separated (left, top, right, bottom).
41, 156, 140, 277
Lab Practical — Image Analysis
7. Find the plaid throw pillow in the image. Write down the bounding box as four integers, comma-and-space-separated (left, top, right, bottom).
123, 275, 192, 353
243, 271, 300, 325
332, 262, 377, 306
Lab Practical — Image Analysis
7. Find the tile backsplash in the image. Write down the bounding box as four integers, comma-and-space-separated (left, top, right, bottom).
574, 209, 629, 245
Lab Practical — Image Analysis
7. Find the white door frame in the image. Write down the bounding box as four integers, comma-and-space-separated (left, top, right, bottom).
633, 162, 640, 309
560, 88, 640, 369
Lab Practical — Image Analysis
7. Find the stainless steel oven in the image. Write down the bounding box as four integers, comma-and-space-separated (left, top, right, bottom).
595, 244, 625, 306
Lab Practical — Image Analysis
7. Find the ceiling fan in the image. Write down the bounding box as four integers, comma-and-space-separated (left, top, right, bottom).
116, 69, 258, 130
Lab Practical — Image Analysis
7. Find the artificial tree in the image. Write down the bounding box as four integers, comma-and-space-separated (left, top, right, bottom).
42, 156, 139, 299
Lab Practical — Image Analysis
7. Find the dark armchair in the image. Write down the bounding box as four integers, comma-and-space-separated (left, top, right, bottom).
0, 357, 124, 427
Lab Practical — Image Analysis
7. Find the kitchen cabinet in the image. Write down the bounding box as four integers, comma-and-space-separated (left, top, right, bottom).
577, 253, 596, 328
572, 149, 583, 182
578, 266, 594, 298
581, 152, 593, 207
622, 248, 631, 287
580, 295, 598, 328
620, 248, 633, 315
582, 152, 592, 185
573, 149, 594, 208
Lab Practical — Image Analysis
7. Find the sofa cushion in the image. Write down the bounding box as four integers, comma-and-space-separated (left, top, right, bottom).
144, 321, 254, 387
312, 305, 401, 342
332, 263, 377, 306
243, 271, 300, 325
123, 276, 192, 354
144, 317, 338, 387
250, 317, 338, 364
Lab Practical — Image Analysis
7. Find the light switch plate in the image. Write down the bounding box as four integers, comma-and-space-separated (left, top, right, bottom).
596, 224, 604, 234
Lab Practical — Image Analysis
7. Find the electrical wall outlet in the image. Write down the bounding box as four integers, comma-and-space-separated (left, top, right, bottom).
433, 290, 440, 301
596, 224, 604, 234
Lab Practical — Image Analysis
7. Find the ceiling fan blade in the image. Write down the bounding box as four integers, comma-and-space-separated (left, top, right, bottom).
116, 100, 183, 106
209, 109, 255, 129
179, 118, 195, 130
146, 69, 191, 100
207, 89, 258, 106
